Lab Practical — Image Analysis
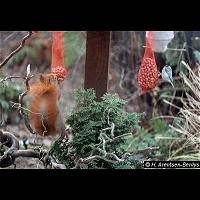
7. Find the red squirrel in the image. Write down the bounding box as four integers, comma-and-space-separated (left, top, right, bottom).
28, 73, 67, 138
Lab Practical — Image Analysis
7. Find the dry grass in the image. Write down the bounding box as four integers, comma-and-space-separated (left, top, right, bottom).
165, 61, 200, 160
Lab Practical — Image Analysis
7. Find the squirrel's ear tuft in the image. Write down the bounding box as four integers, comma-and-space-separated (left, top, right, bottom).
39, 74, 45, 83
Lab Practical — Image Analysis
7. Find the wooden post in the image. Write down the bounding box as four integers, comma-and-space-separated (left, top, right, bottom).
84, 31, 111, 100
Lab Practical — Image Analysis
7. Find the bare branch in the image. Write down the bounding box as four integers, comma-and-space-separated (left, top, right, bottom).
106, 153, 124, 162
12, 149, 41, 158
0, 31, 33, 68
0, 130, 19, 167
18, 74, 36, 135
0, 64, 36, 135
51, 162, 66, 169
136, 147, 159, 154
0, 76, 26, 83
72, 154, 122, 169
0, 130, 66, 169
4, 72, 36, 135
72, 131, 131, 169
0, 130, 19, 151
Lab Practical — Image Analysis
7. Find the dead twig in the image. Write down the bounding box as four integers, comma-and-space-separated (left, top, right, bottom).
18, 73, 36, 134
0, 31, 33, 69
4, 72, 36, 135
0, 130, 20, 167
0, 76, 26, 83
136, 146, 159, 154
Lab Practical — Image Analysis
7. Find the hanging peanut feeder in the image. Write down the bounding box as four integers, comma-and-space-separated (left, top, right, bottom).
150, 31, 174, 53
138, 31, 159, 93
51, 31, 67, 80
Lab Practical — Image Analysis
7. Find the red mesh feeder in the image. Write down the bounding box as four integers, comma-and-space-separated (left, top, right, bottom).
138, 31, 159, 94
51, 31, 67, 80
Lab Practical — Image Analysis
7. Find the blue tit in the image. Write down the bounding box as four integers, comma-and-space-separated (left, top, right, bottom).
161, 65, 174, 88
